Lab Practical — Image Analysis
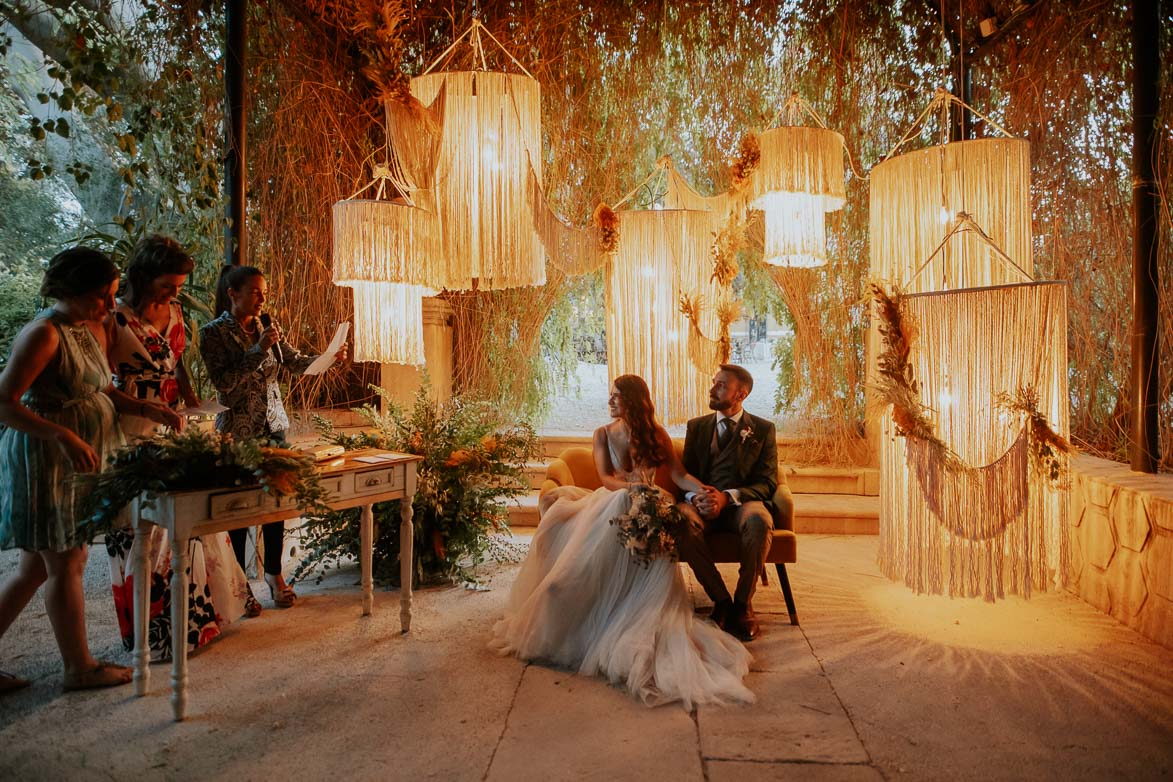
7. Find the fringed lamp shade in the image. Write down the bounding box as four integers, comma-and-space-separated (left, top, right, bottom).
409, 71, 545, 290
349, 282, 432, 366
332, 199, 440, 286
750, 127, 845, 267
332, 200, 437, 366
606, 209, 721, 424
869, 139, 1031, 290
878, 281, 1069, 600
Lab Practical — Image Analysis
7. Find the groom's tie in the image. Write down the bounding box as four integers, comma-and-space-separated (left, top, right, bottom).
717, 417, 734, 450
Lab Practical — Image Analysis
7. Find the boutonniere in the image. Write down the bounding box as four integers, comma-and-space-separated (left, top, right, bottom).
739, 426, 754, 444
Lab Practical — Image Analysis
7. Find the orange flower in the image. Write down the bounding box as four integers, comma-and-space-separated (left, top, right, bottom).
444, 449, 473, 468
266, 470, 298, 495
408, 432, 424, 453
480, 435, 498, 454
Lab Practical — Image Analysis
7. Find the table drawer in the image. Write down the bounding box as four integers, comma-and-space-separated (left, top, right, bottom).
319, 474, 349, 498
353, 464, 404, 496
209, 489, 279, 519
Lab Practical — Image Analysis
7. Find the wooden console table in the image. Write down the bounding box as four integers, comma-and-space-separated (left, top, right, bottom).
131, 449, 421, 721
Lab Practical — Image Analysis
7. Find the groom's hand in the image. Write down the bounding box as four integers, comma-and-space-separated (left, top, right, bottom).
706, 487, 730, 517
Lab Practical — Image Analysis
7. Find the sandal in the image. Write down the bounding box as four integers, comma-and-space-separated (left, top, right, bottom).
0, 669, 30, 695
63, 661, 132, 691
244, 584, 263, 618
265, 575, 296, 608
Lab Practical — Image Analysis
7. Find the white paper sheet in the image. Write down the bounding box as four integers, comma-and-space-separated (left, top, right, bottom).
303, 322, 349, 376
177, 399, 229, 417
353, 452, 408, 464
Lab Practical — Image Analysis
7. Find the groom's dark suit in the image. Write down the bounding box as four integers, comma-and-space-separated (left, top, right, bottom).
677, 410, 778, 615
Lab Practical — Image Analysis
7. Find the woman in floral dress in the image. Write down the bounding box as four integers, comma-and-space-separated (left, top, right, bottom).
0, 248, 180, 692
105, 235, 250, 661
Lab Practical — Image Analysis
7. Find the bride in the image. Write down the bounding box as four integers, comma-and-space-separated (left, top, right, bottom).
490, 374, 753, 709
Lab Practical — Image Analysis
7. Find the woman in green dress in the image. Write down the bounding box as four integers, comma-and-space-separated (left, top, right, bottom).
0, 247, 182, 693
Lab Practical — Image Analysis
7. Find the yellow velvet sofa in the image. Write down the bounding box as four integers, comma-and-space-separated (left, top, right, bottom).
539, 443, 799, 624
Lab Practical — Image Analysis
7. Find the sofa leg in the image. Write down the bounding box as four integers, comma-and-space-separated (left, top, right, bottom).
760, 567, 768, 586
775, 563, 798, 625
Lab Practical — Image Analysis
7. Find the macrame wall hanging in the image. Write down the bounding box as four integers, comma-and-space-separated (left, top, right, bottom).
871, 217, 1070, 600
606, 203, 726, 424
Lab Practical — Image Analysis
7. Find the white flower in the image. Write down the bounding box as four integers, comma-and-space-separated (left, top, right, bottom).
739, 427, 754, 444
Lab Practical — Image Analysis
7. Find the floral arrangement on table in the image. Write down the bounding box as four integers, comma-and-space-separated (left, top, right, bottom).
77, 428, 332, 541
296, 384, 542, 587
609, 473, 682, 567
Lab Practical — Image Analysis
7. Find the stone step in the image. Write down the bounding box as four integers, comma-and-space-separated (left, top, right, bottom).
784, 466, 879, 496
524, 461, 548, 490
791, 492, 879, 535
506, 490, 879, 535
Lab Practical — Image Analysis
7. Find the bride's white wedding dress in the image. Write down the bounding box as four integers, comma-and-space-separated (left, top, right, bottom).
490, 440, 754, 709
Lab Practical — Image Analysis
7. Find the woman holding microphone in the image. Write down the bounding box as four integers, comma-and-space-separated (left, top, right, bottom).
199, 266, 346, 611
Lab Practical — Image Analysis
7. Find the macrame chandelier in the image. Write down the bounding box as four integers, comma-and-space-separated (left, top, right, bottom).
869, 91, 1070, 600
875, 276, 1070, 600
870, 90, 1032, 290
400, 19, 545, 290
750, 97, 846, 268
332, 172, 438, 366
606, 207, 724, 424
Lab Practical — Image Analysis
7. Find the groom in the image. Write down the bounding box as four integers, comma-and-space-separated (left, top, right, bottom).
676, 364, 777, 642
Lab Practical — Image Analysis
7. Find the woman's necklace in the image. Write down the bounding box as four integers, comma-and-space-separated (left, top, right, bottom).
240, 317, 258, 336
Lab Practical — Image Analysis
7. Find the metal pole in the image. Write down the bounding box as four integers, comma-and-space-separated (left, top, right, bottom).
1130, 0, 1160, 472
225, 0, 247, 267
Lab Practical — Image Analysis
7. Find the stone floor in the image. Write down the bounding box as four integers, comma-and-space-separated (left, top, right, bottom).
1, 535, 1170, 781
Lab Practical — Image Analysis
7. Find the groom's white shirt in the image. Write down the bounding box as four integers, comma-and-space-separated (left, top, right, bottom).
686, 409, 745, 506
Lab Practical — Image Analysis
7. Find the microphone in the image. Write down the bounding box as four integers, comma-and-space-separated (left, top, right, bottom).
259, 313, 283, 363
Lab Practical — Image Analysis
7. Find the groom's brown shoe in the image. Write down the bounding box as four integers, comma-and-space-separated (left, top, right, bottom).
726, 602, 759, 642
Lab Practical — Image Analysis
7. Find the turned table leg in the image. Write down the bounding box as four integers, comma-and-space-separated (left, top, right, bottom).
169, 535, 189, 721
131, 503, 151, 696
400, 467, 416, 634
361, 503, 374, 617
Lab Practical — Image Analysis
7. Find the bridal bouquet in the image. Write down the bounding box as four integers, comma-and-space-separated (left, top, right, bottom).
610, 475, 682, 567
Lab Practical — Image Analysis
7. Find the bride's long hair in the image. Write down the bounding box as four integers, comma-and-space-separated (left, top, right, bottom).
614, 374, 666, 468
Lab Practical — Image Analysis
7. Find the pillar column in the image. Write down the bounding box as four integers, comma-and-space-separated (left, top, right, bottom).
379, 297, 454, 408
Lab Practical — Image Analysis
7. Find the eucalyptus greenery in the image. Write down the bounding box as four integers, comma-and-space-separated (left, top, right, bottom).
296, 385, 541, 588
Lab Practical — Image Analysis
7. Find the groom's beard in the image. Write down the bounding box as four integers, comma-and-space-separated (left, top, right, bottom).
709, 398, 732, 412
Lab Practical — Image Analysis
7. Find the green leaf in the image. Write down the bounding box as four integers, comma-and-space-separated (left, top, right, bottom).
54, 119, 70, 138
36, 92, 49, 104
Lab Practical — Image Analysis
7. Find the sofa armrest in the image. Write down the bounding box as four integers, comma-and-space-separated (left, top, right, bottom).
772, 481, 795, 533
538, 458, 574, 508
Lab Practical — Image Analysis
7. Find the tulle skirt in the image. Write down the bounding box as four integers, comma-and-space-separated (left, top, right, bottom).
490, 486, 754, 710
